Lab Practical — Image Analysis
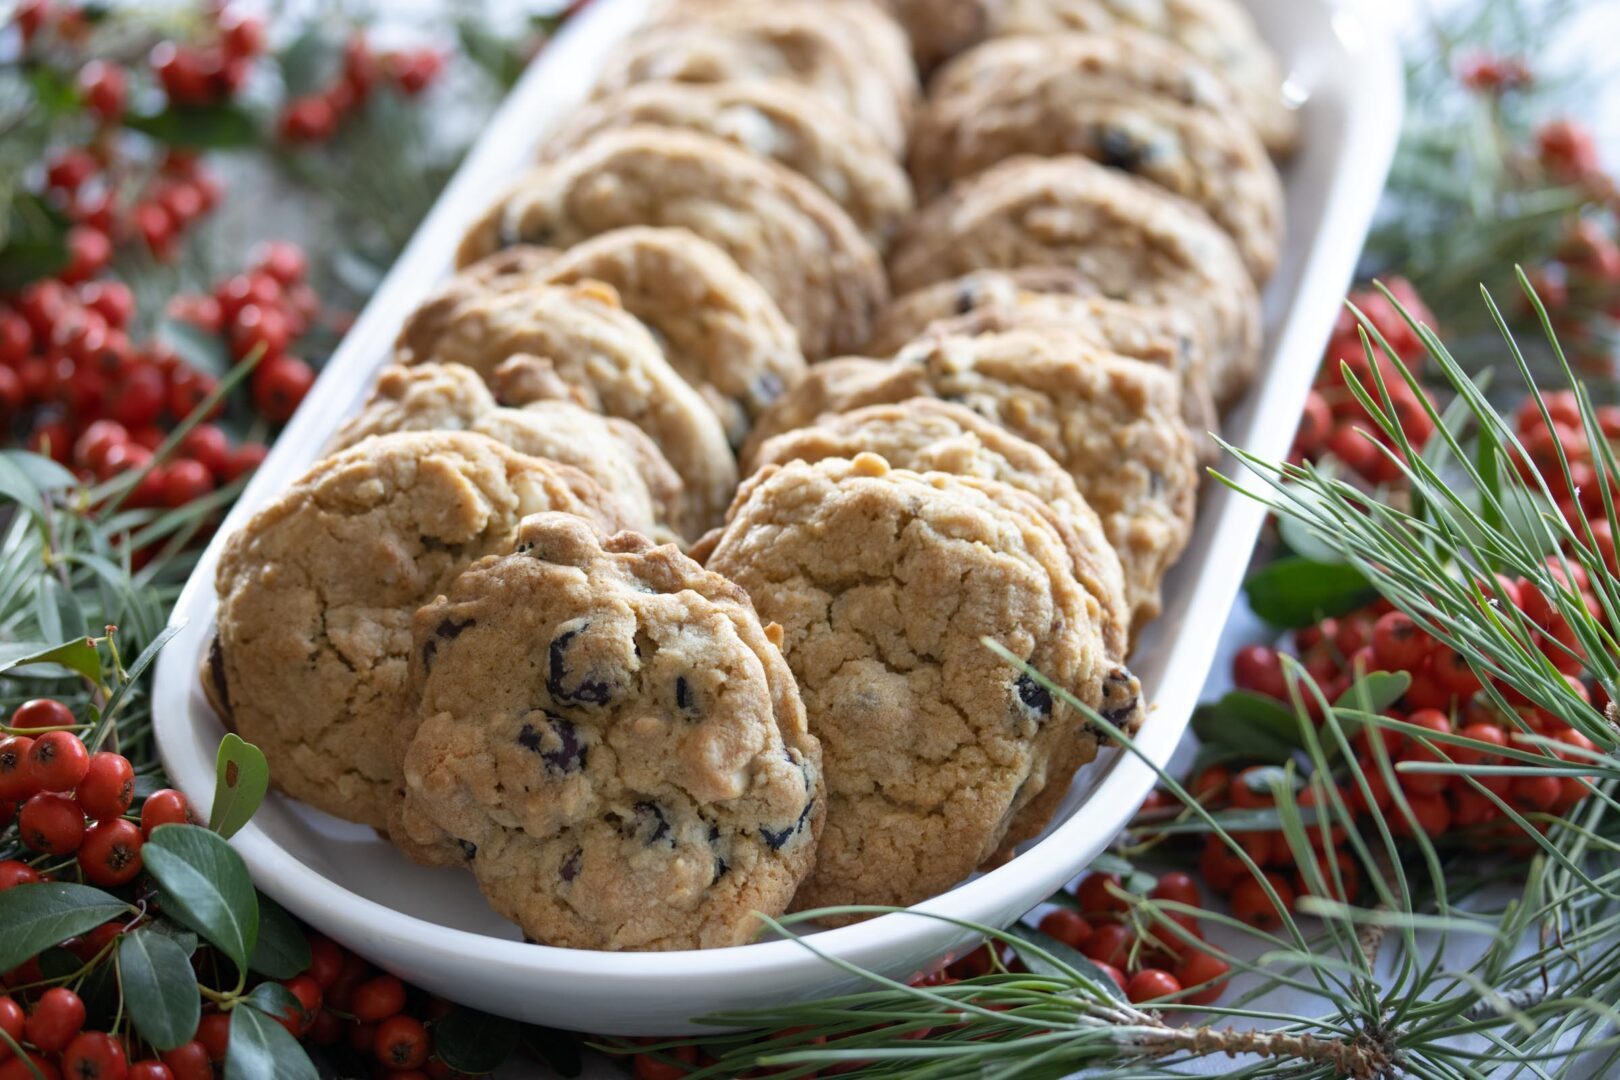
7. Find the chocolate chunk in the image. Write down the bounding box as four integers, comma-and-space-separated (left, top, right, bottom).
560, 847, 582, 883
1015, 672, 1053, 720
760, 823, 794, 851
1096, 127, 1149, 173
518, 715, 587, 774
457, 839, 477, 860
1100, 668, 1142, 727
207, 635, 233, 721
421, 617, 475, 671
547, 623, 618, 706
629, 802, 673, 847
674, 676, 699, 718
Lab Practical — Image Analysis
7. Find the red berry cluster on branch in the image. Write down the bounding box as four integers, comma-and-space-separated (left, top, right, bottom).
278, 36, 443, 144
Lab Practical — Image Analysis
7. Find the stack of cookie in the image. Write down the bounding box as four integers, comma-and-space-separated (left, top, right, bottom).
203, 0, 1294, 950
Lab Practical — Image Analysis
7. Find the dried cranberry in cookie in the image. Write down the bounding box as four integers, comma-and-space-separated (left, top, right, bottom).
702, 454, 1142, 915
397, 513, 822, 950
208, 432, 635, 829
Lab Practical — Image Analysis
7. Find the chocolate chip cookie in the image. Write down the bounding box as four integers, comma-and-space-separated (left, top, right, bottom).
740, 328, 1198, 629
397, 512, 823, 950
866, 269, 1219, 460
207, 432, 636, 829
909, 31, 1284, 280
329, 363, 688, 544
879, 0, 1298, 155
748, 400, 1131, 660
701, 454, 1142, 912
392, 277, 737, 533
456, 127, 887, 361
541, 82, 914, 251
607, 0, 918, 155
887, 155, 1260, 407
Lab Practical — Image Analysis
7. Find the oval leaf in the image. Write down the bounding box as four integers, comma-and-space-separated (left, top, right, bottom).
1003, 924, 1126, 1003
249, 892, 311, 979
0, 883, 130, 972
211, 734, 270, 839
242, 982, 301, 1028
120, 928, 202, 1051
225, 999, 319, 1080
1333, 670, 1412, 713
124, 103, 258, 148
435, 1006, 522, 1075
0, 635, 102, 684
1244, 557, 1377, 628
142, 825, 259, 975
1191, 691, 1303, 763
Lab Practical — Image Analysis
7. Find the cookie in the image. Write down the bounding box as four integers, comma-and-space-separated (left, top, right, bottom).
749, 400, 1130, 660
909, 31, 1283, 280
701, 454, 1142, 911
866, 272, 1219, 461
741, 328, 1197, 629
879, 0, 1298, 155
207, 432, 636, 829
329, 363, 688, 544
393, 278, 737, 534
397, 513, 823, 950
607, 0, 917, 155
456, 127, 887, 361
541, 82, 914, 251
887, 155, 1259, 407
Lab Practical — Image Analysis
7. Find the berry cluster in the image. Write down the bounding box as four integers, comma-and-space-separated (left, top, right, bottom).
1292, 278, 1440, 484
1033, 871, 1231, 1006
165, 242, 320, 423
1512, 389, 1620, 566
278, 37, 444, 144
0, 699, 194, 900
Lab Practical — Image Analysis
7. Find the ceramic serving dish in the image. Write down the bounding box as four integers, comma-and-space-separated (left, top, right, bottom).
150, 0, 1403, 1034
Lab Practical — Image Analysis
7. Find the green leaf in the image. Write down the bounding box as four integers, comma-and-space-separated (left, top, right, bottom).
1244, 557, 1378, 628
1191, 691, 1304, 763
435, 1007, 523, 1075
0, 883, 131, 972
211, 734, 271, 839
1333, 670, 1413, 713
26, 65, 82, 114
225, 998, 319, 1080
3, 449, 78, 491
1003, 924, 1126, 1003
142, 919, 199, 956
120, 928, 203, 1051
142, 825, 259, 976
249, 892, 311, 979
125, 103, 258, 148
0, 192, 70, 290
241, 981, 301, 1028
0, 636, 102, 684
37, 575, 88, 642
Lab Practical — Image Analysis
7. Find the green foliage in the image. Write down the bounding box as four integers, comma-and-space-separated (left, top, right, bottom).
211, 733, 270, 839
120, 928, 204, 1051
142, 825, 260, 978
0, 884, 131, 972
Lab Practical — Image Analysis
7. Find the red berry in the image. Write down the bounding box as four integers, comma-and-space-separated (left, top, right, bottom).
373, 1014, 430, 1070
166, 367, 219, 421
26, 730, 90, 792
75, 420, 129, 474
253, 241, 308, 286
1232, 644, 1289, 700
1036, 908, 1093, 949
79, 818, 144, 886
0, 861, 41, 891
1511, 773, 1562, 812
158, 1044, 209, 1080
77, 60, 127, 121
1149, 871, 1201, 908
26, 988, 86, 1053
251, 355, 315, 422
230, 303, 291, 360
195, 1014, 230, 1062
1176, 950, 1231, 1006
221, 442, 268, 482
12, 698, 74, 731
61, 226, 112, 285
1126, 967, 1182, 1003
46, 148, 97, 193
1230, 872, 1294, 931
150, 42, 213, 105
1429, 645, 1483, 697
157, 182, 205, 228
279, 96, 336, 142
0, 309, 33, 365
1075, 871, 1127, 916
0, 737, 40, 801
1538, 118, 1601, 181
1397, 709, 1452, 796
0, 366, 21, 416
219, 9, 266, 58
107, 367, 167, 428
1371, 611, 1428, 672
179, 424, 230, 479
1393, 791, 1452, 837
351, 975, 406, 1022
632, 1045, 697, 1080
394, 50, 443, 96
0, 994, 23, 1055
62, 1031, 127, 1080
140, 789, 194, 837
128, 1064, 173, 1080
159, 459, 214, 509
304, 935, 344, 989
98, 441, 154, 485
1079, 922, 1133, 967
1451, 723, 1507, 768
20, 792, 85, 854
131, 202, 176, 258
